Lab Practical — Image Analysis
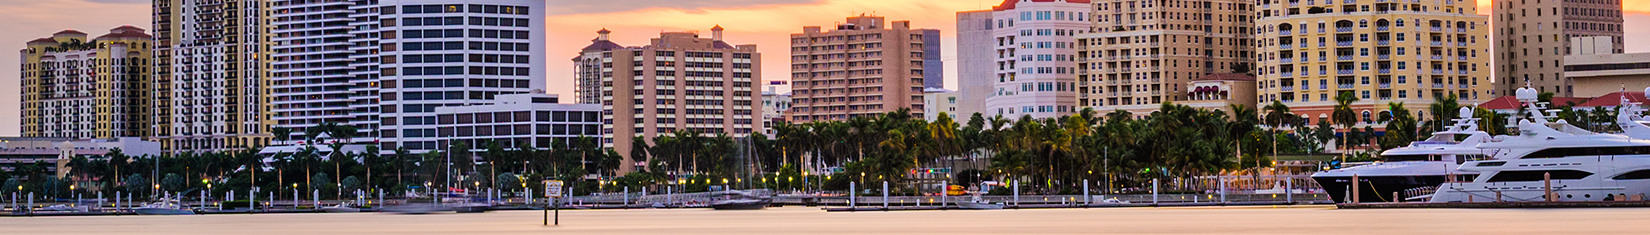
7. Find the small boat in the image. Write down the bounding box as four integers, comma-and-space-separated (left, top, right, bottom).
450, 203, 489, 213
36, 204, 89, 212
956, 194, 1004, 210
710, 190, 772, 210
320, 202, 361, 213
380, 203, 452, 214
134, 201, 195, 215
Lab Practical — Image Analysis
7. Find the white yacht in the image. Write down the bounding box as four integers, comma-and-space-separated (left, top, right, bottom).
1430, 87, 1650, 203
1312, 107, 1493, 203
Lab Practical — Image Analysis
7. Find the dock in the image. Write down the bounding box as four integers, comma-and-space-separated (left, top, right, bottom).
1337, 201, 1650, 209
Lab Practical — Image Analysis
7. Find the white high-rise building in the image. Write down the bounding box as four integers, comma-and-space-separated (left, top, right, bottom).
269, 0, 546, 153
978, 0, 1091, 119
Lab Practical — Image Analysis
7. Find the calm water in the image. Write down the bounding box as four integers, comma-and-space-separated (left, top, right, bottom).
3, 206, 1648, 234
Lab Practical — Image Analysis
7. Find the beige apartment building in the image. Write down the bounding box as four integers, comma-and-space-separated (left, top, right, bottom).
1076, 0, 1256, 117
574, 27, 763, 173
788, 15, 929, 122
19, 27, 155, 139
1183, 73, 1258, 117
1492, 0, 1623, 97
1255, 0, 1491, 128
154, 0, 273, 152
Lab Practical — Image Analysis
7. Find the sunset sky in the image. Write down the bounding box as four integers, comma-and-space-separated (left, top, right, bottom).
1, 0, 1649, 136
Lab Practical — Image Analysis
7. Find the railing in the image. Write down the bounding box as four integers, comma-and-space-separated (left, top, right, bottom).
1338, 70, 1353, 75
1431, 55, 1443, 60
1430, 27, 1442, 32
1377, 40, 1389, 46
1432, 84, 1445, 88
1430, 41, 1443, 46
1337, 27, 1353, 33
1338, 55, 1353, 61
1281, 86, 1294, 91
1459, 84, 1469, 89
1432, 69, 1444, 74
1380, 83, 1391, 88
1281, 58, 1294, 63
1281, 72, 1294, 77
1281, 44, 1294, 49
1337, 41, 1353, 47
1339, 84, 1354, 89
1456, 42, 1467, 47
1280, 30, 1292, 35
1376, 26, 1389, 31
1378, 55, 1391, 60
1378, 69, 1391, 74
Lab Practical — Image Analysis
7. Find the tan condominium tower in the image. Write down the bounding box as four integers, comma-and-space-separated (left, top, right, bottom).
1077, 0, 1255, 116
19, 27, 155, 139
1492, 0, 1622, 97
788, 15, 931, 122
573, 27, 763, 174
154, 0, 272, 152
1255, 0, 1490, 127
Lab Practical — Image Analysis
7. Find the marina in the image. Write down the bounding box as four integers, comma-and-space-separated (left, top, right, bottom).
6, 206, 1650, 234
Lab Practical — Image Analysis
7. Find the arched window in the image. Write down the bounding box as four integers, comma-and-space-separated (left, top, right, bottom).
1362, 111, 1373, 124
1395, 19, 1405, 27
1359, 20, 1368, 28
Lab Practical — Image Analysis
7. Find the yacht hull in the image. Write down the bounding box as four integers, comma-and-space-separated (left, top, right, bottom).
1313, 175, 1446, 203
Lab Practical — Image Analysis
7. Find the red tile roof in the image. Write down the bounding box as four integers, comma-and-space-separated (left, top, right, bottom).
1575, 92, 1650, 107
27, 38, 57, 44
1478, 96, 1522, 110
52, 30, 86, 36
995, 0, 1091, 11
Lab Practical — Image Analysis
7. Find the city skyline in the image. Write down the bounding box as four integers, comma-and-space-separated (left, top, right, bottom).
3, 0, 1650, 139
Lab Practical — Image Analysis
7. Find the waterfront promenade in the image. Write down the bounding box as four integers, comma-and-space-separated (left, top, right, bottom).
5, 206, 1650, 234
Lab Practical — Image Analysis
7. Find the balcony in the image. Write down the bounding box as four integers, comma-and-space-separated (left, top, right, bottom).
1457, 71, 1469, 75
1280, 30, 1293, 35
1282, 86, 1295, 91
1459, 84, 1469, 89
1430, 27, 1442, 32
1380, 83, 1391, 88
1377, 26, 1389, 31
1282, 72, 1294, 77
1378, 69, 1391, 74
1281, 44, 1294, 49
1430, 41, 1443, 46
1431, 55, 1443, 60
1338, 70, 1354, 75
1337, 27, 1353, 33
1343, 0, 1356, 3
1378, 55, 1391, 60
1456, 28, 1467, 33
1377, 40, 1390, 46
1337, 41, 1353, 47
1432, 84, 1445, 88
1338, 55, 1353, 61
1281, 58, 1294, 63
1339, 84, 1354, 89
1432, 69, 1444, 74
1457, 42, 1467, 47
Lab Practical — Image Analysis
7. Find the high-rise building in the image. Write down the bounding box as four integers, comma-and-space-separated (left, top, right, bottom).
955, 11, 996, 119
788, 15, 930, 122
981, 0, 1090, 119
1076, 0, 1254, 116
154, 0, 273, 152
265, 0, 546, 154
920, 29, 945, 89
19, 27, 155, 139
954, 11, 995, 119
1255, 0, 1491, 127
1492, 0, 1623, 97
574, 27, 763, 174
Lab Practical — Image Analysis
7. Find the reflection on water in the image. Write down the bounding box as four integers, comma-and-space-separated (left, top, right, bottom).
5, 206, 1650, 234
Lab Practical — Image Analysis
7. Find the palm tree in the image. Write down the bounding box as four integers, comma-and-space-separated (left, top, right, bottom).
1263, 100, 1293, 160
1331, 91, 1360, 161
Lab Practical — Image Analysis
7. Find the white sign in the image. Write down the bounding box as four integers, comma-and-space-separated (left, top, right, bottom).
544, 180, 564, 198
